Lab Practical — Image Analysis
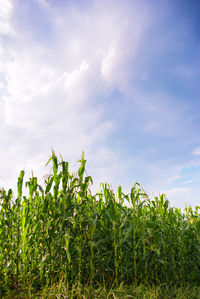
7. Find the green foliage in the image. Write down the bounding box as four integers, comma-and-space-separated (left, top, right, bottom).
0, 151, 200, 296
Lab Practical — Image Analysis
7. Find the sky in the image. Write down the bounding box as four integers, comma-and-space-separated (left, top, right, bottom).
0, 0, 200, 208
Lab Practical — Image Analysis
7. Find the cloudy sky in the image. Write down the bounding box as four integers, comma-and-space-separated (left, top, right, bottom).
0, 0, 200, 208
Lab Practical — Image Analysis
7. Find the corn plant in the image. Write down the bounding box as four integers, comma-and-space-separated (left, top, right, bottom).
0, 151, 200, 296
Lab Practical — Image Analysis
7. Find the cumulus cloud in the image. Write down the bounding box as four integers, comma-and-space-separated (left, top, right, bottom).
0, 0, 151, 191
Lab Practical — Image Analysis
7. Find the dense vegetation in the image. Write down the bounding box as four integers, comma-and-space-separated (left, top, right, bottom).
0, 152, 200, 297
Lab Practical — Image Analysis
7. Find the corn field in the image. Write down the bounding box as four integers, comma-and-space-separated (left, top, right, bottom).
0, 152, 200, 294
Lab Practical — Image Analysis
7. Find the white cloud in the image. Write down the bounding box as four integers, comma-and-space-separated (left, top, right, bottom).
167, 175, 181, 183
37, 0, 50, 9
101, 44, 117, 77
164, 187, 192, 197
0, 0, 13, 35
0, 0, 151, 192
182, 179, 196, 184
193, 147, 200, 156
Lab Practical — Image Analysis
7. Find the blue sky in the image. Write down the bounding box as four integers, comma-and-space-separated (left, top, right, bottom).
0, 0, 199, 208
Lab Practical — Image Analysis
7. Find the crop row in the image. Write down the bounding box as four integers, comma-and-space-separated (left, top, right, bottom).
0, 152, 200, 292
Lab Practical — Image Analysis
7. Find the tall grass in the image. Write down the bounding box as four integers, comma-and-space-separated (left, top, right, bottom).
0, 151, 200, 295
